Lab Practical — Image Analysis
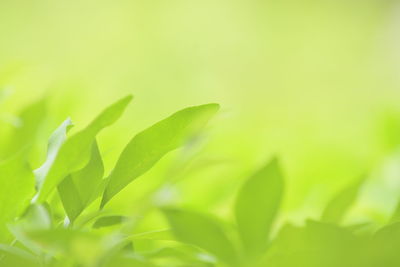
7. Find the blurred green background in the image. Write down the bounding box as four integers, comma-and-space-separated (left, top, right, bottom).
1, 0, 400, 225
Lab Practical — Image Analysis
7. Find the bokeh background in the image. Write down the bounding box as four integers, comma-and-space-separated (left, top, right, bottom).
1, 0, 400, 226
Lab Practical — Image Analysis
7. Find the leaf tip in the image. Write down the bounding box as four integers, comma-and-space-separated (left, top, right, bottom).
122, 94, 134, 104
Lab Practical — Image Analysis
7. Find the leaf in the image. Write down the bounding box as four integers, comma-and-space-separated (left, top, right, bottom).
162, 208, 238, 266
129, 229, 173, 241
58, 141, 104, 222
261, 220, 361, 267
8, 204, 53, 255
0, 244, 40, 267
101, 103, 219, 208
234, 158, 284, 258
0, 155, 35, 241
3, 98, 47, 157
321, 177, 364, 224
26, 228, 103, 266
102, 253, 155, 267
92, 215, 127, 229
57, 175, 84, 224
34, 118, 73, 188
143, 246, 216, 266
35, 95, 132, 202
366, 222, 400, 267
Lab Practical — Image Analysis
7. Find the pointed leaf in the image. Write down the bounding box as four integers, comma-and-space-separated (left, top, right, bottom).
321, 177, 364, 224
58, 141, 104, 222
35, 95, 132, 202
101, 103, 219, 207
234, 158, 284, 258
34, 118, 73, 188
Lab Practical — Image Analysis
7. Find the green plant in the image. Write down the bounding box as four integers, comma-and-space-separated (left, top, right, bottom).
1, 95, 400, 267
163, 158, 400, 267
0, 95, 220, 266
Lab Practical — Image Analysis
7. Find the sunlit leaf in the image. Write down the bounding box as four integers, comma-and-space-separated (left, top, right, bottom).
234, 158, 284, 258
35, 95, 132, 202
101, 103, 219, 207
34, 118, 73, 188
0, 155, 35, 241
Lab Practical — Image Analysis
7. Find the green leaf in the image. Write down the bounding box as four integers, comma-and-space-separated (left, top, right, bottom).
35, 95, 132, 202
365, 222, 400, 267
26, 228, 103, 266
0, 244, 40, 267
261, 220, 361, 267
92, 215, 126, 229
0, 155, 35, 241
3, 98, 47, 157
321, 177, 364, 224
8, 204, 53, 255
234, 158, 284, 258
57, 175, 84, 224
34, 118, 73, 188
162, 208, 238, 266
143, 246, 216, 266
101, 103, 219, 208
58, 141, 104, 222
129, 229, 173, 241
102, 253, 155, 267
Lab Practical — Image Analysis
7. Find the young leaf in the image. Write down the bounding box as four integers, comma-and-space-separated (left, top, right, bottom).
101, 103, 219, 208
163, 208, 239, 266
35, 95, 132, 202
58, 141, 104, 222
321, 177, 364, 224
234, 158, 284, 258
34, 118, 73, 188
0, 155, 35, 241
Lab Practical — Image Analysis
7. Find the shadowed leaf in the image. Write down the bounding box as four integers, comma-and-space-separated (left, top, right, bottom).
58, 141, 104, 222
235, 158, 284, 258
163, 208, 238, 266
321, 177, 365, 224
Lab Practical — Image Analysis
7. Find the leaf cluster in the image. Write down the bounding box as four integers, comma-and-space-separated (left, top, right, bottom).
1, 95, 400, 267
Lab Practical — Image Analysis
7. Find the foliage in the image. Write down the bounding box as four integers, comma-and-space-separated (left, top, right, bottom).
0, 96, 400, 267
